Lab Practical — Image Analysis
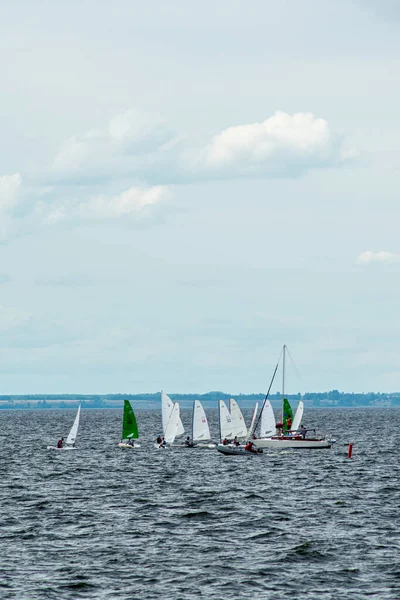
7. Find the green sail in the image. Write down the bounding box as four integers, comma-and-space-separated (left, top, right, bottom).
283, 398, 294, 431
122, 400, 139, 439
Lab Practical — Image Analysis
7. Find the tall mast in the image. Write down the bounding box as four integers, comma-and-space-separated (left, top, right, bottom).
281, 344, 286, 421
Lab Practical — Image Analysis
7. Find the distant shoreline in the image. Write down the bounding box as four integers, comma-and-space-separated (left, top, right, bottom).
0, 391, 399, 409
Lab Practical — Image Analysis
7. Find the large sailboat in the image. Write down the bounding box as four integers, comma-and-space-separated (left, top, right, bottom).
252, 346, 332, 449
118, 400, 141, 449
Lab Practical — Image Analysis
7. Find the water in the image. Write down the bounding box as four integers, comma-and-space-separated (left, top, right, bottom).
1, 408, 400, 600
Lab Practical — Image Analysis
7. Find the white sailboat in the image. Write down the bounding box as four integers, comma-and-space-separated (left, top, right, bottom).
229, 398, 247, 439
218, 399, 234, 441
164, 402, 181, 444
161, 390, 184, 438
252, 346, 332, 449
191, 400, 215, 448
47, 405, 81, 451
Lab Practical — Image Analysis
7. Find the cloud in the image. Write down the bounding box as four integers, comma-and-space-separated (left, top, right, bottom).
52, 108, 177, 183
39, 184, 169, 228
0, 173, 21, 212
0, 108, 352, 243
201, 111, 339, 177
47, 108, 349, 186
356, 250, 400, 264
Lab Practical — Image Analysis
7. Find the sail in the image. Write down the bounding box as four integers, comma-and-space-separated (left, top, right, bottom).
292, 400, 304, 431
161, 391, 184, 437
248, 402, 259, 436
229, 398, 247, 439
260, 399, 275, 437
66, 405, 81, 446
192, 400, 211, 442
164, 402, 181, 443
122, 400, 139, 439
218, 400, 233, 440
283, 398, 294, 431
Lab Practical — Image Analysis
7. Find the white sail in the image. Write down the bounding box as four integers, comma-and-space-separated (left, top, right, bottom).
248, 402, 259, 435
229, 398, 247, 439
218, 400, 234, 440
164, 402, 181, 444
292, 400, 304, 431
161, 390, 184, 437
192, 400, 211, 442
260, 399, 275, 437
66, 405, 81, 446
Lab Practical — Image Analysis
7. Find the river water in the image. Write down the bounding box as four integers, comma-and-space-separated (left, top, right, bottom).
1, 407, 399, 600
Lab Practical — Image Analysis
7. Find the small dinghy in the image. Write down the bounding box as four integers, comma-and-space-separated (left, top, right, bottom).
47, 405, 81, 450
155, 402, 181, 449
216, 442, 263, 456
118, 400, 141, 449
174, 400, 216, 448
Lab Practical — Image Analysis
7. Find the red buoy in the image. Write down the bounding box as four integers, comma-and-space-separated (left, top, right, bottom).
348, 443, 353, 459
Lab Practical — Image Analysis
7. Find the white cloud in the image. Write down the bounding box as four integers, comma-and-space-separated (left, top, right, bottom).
52, 108, 176, 181
201, 111, 341, 177
0, 173, 21, 213
40, 184, 169, 226
78, 185, 168, 220
356, 250, 400, 264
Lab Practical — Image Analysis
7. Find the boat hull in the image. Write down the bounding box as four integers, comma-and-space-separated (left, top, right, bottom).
118, 443, 141, 449
216, 444, 263, 455
252, 437, 331, 449
46, 446, 76, 451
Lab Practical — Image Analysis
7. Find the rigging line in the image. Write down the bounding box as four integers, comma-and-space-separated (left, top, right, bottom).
286, 346, 304, 384
249, 346, 283, 438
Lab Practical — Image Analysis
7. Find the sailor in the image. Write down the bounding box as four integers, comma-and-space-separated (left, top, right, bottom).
276, 421, 283, 436
184, 436, 193, 447
222, 438, 229, 446
233, 436, 240, 446
57, 438, 64, 448
300, 424, 307, 439
287, 416, 292, 431
245, 441, 256, 453
160, 437, 167, 448
156, 435, 162, 445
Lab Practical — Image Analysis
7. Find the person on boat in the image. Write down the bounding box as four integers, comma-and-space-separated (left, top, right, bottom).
300, 424, 307, 439
57, 438, 64, 448
233, 436, 240, 446
160, 437, 167, 448
222, 438, 229, 446
245, 441, 257, 453
276, 421, 283, 436
128, 439, 135, 446
184, 436, 194, 447
156, 435, 162, 445
286, 416, 292, 431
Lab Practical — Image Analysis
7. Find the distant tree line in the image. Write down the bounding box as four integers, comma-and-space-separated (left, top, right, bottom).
0, 389, 399, 409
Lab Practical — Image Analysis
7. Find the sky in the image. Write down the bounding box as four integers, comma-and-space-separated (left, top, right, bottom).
1, 0, 400, 394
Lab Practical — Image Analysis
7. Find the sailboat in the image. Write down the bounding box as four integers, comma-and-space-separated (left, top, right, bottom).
229, 398, 247, 439
216, 399, 262, 455
47, 405, 81, 450
252, 345, 332, 449
156, 402, 181, 448
161, 390, 184, 438
175, 400, 216, 448
118, 400, 141, 449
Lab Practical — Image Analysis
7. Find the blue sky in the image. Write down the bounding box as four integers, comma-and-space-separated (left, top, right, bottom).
1, 0, 400, 394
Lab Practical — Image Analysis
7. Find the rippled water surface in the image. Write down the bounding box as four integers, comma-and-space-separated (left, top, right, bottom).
1, 407, 400, 600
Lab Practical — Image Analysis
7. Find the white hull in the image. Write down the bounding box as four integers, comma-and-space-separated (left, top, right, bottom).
118, 443, 141, 449
253, 437, 331, 449
172, 442, 216, 449
216, 444, 263, 455
47, 446, 76, 451
153, 443, 170, 450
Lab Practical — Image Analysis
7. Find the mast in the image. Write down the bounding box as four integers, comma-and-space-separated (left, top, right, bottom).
281, 344, 286, 421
